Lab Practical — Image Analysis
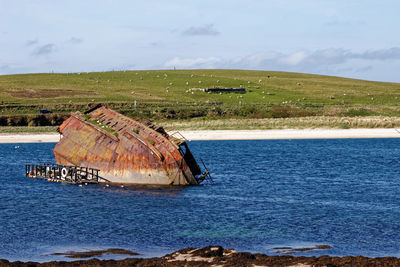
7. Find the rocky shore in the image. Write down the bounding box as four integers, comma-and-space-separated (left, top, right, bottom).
2, 246, 400, 267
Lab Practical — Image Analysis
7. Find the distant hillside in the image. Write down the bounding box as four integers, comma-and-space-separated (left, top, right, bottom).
1, 69, 400, 126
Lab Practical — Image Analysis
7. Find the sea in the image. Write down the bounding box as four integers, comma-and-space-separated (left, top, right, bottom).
1, 139, 400, 262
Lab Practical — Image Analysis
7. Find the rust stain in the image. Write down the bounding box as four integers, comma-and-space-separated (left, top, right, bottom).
53, 105, 206, 185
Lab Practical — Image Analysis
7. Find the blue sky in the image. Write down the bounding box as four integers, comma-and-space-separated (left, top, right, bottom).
1, 0, 400, 82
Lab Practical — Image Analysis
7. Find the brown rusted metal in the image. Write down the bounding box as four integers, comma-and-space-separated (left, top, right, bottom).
53, 105, 207, 185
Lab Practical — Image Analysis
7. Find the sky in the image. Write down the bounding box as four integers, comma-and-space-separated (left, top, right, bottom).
1, 0, 400, 82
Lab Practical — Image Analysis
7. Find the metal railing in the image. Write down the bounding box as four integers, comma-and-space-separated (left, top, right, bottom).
25, 163, 100, 184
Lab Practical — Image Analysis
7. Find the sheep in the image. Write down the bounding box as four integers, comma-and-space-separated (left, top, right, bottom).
186, 81, 189, 85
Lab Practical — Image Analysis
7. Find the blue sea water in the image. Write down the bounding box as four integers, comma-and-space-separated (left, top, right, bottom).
1, 139, 400, 262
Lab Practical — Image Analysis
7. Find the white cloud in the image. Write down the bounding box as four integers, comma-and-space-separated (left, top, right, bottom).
279, 51, 307, 66
162, 47, 400, 81
227, 47, 400, 70
25, 39, 38, 47
32, 44, 56, 56
66, 37, 83, 44
182, 24, 220, 36
164, 57, 221, 68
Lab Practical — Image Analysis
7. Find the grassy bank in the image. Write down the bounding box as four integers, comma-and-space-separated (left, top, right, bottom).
0, 126, 57, 133
1, 69, 400, 131
1, 116, 400, 133
161, 116, 400, 130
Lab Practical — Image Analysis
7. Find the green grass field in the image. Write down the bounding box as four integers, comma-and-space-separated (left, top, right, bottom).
1, 69, 400, 130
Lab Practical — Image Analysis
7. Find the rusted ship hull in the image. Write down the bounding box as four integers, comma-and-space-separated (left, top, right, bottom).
53, 105, 206, 185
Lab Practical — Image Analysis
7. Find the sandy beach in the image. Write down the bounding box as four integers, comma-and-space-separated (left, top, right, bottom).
1, 128, 400, 143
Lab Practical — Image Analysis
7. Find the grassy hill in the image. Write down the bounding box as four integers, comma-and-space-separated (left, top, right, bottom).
1, 69, 400, 130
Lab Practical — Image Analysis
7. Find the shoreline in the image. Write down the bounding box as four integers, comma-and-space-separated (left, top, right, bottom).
2, 246, 400, 266
1, 128, 400, 143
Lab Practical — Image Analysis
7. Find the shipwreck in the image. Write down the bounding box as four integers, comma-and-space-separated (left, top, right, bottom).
46, 105, 210, 186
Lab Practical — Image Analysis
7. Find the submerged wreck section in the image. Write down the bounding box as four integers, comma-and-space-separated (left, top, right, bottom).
53, 105, 209, 185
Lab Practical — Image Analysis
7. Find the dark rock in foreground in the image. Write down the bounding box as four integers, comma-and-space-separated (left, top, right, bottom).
2, 246, 400, 267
